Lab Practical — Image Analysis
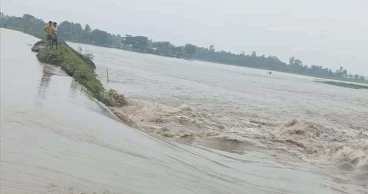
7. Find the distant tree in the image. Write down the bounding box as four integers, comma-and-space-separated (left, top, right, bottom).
289, 57, 295, 65
209, 45, 215, 52
172, 46, 184, 57
22, 14, 35, 21
90, 29, 110, 45
73, 23, 84, 40
121, 35, 149, 51
294, 59, 302, 66
135, 36, 149, 50
289, 57, 302, 67
84, 24, 92, 33
2, 13, 367, 85
334, 66, 348, 77
58, 21, 84, 41
184, 44, 197, 57
251, 51, 257, 57
154, 41, 173, 55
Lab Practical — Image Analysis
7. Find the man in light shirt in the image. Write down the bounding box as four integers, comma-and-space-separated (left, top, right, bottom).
44, 21, 55, 48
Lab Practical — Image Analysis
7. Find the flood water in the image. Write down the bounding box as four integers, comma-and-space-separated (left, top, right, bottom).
69, 36, 368, 178
1, 28, 367, 194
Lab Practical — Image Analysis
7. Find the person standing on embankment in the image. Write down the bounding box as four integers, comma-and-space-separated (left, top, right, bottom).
52, 22, 58, 49
44, 21, 55, 48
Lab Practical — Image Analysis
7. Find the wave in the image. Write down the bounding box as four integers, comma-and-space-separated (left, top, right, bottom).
110, 99, 368, 171
270, 119, 368, 171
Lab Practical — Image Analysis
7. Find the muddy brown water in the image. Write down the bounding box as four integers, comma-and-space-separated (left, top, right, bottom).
1, 28, 367, 194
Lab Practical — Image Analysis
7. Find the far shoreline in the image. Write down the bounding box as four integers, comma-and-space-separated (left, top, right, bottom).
1, 25, 367, 85
315, 79, 368, 89
67, 40, 368, 85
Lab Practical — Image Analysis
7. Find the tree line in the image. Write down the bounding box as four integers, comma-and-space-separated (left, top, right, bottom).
1, 13, 366, 84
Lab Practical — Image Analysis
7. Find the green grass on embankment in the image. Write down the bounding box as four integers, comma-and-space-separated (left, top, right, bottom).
36, 43, 106, 102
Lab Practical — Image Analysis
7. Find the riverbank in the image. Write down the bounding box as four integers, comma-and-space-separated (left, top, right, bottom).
2, 13, 368, 85
315, 80, 368, 89
33, 41, 126, 107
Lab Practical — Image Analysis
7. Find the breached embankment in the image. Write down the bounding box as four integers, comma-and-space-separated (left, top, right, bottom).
32, 41, 126, 107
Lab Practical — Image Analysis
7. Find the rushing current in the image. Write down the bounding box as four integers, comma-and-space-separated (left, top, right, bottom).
1, 28, 367, 194
69, 38, 368, 171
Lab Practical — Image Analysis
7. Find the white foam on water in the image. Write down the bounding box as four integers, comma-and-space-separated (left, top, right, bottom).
110, 98, 368, 172
67, 40, 368, 191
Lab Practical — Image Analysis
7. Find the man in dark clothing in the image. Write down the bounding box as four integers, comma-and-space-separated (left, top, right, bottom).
52, 22, 58, 49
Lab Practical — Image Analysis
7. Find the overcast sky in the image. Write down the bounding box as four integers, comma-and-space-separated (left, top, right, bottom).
2, 0, 368, 75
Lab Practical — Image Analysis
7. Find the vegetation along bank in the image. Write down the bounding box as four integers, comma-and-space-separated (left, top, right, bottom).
1, 13, 367, 84
32, 40, 127, 107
